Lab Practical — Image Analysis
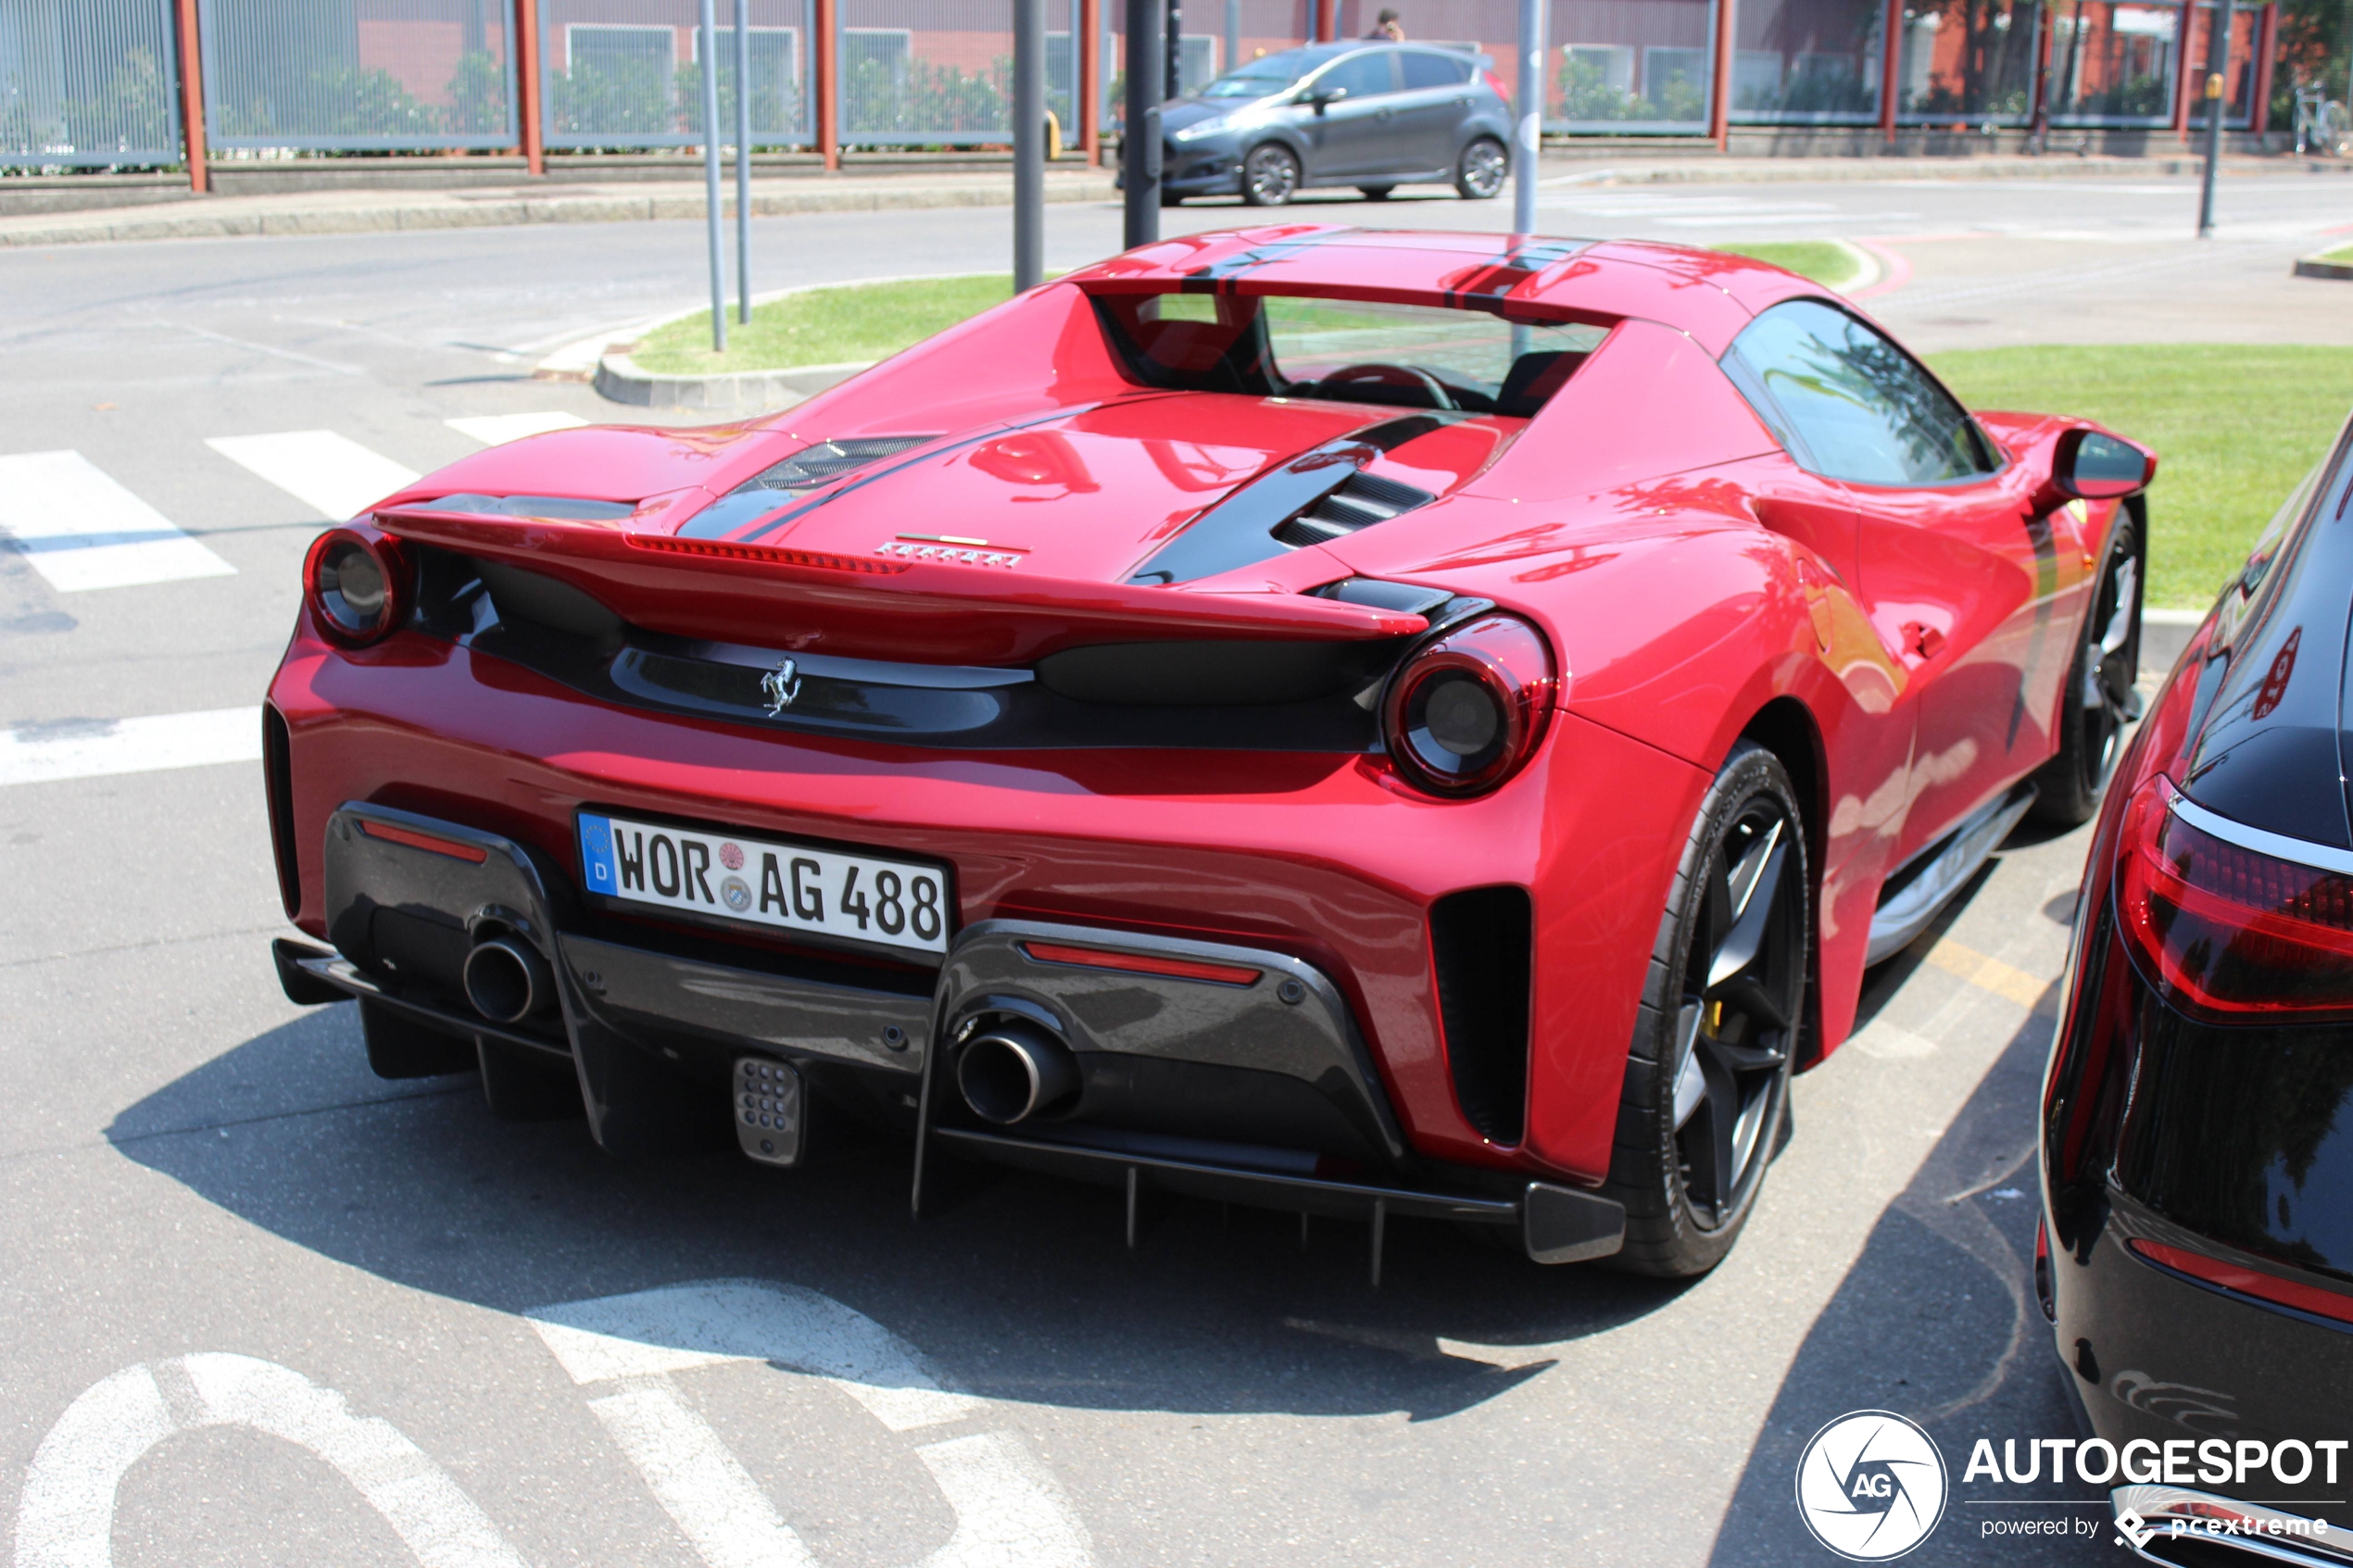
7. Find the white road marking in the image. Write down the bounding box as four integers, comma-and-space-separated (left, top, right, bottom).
0, 451, 234, 592
206, 431, 422, 521
1, 708, 259, 788
14, 1353, 530, 1568
527, 1279, 1089, 1568
587, 1384, 819, 1568
446, 412, 588, 446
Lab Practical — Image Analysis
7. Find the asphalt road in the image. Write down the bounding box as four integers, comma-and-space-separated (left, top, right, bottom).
0, 174, 2334, 1567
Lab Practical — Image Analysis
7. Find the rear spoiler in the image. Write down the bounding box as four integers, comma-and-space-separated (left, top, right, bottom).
375, 508, 1429, 664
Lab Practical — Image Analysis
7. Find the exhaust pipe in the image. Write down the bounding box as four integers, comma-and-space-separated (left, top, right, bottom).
462, 936, 554, 1023
955, 1021, 1080, 1124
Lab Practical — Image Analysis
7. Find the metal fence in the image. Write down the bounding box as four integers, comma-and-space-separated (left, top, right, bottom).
1, 0, 182, 167
840, 0, 1076, 144
541, 0, 812, 149
200, 0, 517, 150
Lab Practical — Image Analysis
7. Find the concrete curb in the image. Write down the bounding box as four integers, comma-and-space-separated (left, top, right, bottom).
593, 353, 869, 412
0, 175, 1120, 249
1535, 153, 2348, 187
2294, 255, 2353, 280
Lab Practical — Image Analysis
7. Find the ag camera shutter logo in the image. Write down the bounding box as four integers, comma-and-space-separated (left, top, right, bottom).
1794, 1410, 1949, 1560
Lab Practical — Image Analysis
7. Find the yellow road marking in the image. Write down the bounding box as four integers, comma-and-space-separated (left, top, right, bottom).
1919, 935, 2059, 1015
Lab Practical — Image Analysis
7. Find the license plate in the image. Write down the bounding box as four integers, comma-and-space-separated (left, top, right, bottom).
576, 811, 950, 957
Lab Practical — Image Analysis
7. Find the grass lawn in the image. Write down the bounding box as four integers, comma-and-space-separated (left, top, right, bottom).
1928, 345, 2353, 609
634, 274, 1016, 376
1713, 241, 1868, 292
2311, 242, 2353, 266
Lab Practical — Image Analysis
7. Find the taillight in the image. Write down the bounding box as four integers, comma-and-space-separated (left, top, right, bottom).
2116, 773, 2353, 1022
2130, 1238, 2353, 1324
1484, 69, 1513, 103
1380, 614, 1557, 797
303, 526, 409, 646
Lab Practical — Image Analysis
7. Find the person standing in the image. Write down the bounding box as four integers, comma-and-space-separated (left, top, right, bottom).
1365, 7, 1404, 39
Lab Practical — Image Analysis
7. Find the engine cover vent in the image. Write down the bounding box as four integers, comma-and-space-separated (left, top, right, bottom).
733, 435, 937, 494
1273, 470, 1434, 549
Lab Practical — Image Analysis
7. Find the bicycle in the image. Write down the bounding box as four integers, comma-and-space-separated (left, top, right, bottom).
2295, 85, 2351, 157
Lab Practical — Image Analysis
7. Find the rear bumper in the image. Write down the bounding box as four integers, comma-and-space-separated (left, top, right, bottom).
283, 798, 1627, 1268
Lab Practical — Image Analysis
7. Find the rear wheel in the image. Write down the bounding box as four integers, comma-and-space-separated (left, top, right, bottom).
1455, 136, 1508, 199
1241, 143, 1301, 207
1603, 741, 1807, 1277
2032, 516, 2142, 826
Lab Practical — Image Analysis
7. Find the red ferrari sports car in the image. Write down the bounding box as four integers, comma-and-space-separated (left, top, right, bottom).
264, 226, 2151, 1279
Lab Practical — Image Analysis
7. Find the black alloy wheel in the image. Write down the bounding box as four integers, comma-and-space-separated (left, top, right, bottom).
2032, 519, 2142, 826
1358, 184, 1394, 201
1455, 136, 1508, 199
1241, 144, 1302, 207
1604, 741, 1807, 1276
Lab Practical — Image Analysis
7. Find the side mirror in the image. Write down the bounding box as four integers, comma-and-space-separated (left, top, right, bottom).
1309, 87, 1344, 114
2054, 428, 2152, 501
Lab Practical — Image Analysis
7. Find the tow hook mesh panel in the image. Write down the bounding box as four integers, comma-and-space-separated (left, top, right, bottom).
1430, 884, 1532, 1147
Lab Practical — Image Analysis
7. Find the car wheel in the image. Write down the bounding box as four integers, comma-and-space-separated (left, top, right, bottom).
1358, 184, 1394, 201
1160, 186, 1186, 207
1241, 143, 1301, 207
2032, 515, 2142, 825
1454, 136, 1508, 199
1603, 740, 1807, 1277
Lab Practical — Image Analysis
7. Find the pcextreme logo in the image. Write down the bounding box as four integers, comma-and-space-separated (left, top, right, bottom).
1795, 1410, 1951, 1561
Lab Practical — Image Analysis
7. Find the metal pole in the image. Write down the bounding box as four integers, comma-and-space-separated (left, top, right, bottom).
1122, 0, 1163, 246
2197, 0, 2233, 236
736, 0, 752, 323
1165, 0, 1183, 98
1514, 0, 1541, 234
700, 0, 728, 350
1224, 0, 1237, 78
1014, 0, 1045, 288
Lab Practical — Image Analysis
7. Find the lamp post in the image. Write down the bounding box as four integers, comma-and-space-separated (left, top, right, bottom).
699, 0, 727, 350
735, 0, 751, 323
1015, 0, 1046, 288
2196, 0, 2233, 236
1514, 0, 1542, 236
1122, 0, 1164, 246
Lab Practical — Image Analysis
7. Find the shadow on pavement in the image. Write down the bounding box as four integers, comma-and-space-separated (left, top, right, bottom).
1705, 1004, 2103, 1565
107, 1001, 1689, 1424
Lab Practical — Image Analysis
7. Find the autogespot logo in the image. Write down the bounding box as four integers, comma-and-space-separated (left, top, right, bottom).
1795, 1411, 1951, 1561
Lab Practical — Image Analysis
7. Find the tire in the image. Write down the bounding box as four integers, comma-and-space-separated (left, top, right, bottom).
2031, 513, 2142, 826
1159, 186, 1186, 207
1240, 143, 1302, 207
1454, 136, 1508, 199
1357, 184, 1394, 201
1602, 741, 1808, 1277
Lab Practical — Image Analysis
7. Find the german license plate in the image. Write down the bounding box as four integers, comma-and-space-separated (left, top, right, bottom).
576, 811, 950, 957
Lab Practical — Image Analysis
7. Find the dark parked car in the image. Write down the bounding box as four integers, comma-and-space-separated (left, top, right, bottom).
2042, 408, 2353, 1549
1154, 44, 1513, 206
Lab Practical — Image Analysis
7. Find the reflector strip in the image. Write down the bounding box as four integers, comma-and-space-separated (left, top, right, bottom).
1019, 941, 1263, 987
627, 536, 912, 574
359, 820, 490, 864
2129, 1238, 2353, 1324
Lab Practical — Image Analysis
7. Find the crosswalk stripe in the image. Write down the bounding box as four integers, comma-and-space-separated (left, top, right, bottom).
1, 707, 259, 787
206, 431, 422, 521
0, 451, 235, 593
446, 412, 588, 446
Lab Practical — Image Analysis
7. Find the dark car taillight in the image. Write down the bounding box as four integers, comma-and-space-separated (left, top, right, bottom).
2117, 773, 2353, 1022
304, 525, 410, 646
2129, 1237, 2353, 1325
1380, 614, 1556, 797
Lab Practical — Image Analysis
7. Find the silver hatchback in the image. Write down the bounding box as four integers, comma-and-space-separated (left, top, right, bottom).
1154, 43, 1515, 207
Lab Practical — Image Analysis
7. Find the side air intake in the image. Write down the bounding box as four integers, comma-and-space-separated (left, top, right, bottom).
1430, 885, 1532, 1147
1274, 471, 1434, 548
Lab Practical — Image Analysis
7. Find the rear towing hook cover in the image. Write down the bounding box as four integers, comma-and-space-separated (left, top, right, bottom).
735, 1057, 806, 1167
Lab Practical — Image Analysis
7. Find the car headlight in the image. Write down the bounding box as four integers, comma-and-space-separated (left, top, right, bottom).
1380, 614, 1558, 797
1171, 117, 1231, 142
304, 525, 410, 646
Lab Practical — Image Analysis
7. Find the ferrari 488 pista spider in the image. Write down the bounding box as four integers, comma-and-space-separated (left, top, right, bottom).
265, 226, 2152, 1279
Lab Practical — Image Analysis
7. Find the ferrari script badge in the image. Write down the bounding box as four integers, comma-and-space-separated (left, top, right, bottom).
761, 659, 803, 715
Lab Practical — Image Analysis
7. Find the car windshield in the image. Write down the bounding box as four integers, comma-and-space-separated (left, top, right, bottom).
1094, 292, 1610, 417
1199, 54, 1313, 97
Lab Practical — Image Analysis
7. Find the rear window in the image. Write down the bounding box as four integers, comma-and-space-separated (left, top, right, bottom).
1094, 292, 1608, 417
1402, 51, 1472, 89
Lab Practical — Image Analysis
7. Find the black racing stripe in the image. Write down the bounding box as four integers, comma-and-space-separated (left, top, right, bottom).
1182, 228, 1356, 288
1437, 238, 1591, 310
738, 405, 1103, 544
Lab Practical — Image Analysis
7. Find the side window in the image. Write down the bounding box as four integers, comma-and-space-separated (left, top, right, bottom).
1401, 51, 1471, 90
1724, 300, 1993, 486
1316, 51, 1399, 101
